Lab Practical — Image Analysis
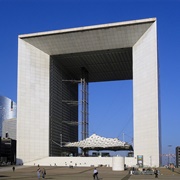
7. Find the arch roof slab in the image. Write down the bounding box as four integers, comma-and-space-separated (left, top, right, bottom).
19, 18, 156, 82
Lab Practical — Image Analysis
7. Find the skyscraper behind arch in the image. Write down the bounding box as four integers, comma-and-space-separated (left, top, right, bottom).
0, 96, 17, 136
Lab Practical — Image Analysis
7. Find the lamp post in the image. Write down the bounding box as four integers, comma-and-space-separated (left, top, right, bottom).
168, 145, 172, 166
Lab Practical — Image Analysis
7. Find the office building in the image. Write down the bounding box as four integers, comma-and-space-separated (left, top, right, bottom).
176, 146, 180, 167
0, 138, 16, 164
2, 118, 17, 140
0, 96, 17, 137
17, 18, 161, 167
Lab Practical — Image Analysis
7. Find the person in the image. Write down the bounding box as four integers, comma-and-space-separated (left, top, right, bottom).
37, 167, 41, 179
132, 167, 135, 174
154, 168, 158, 178
170, 164, 175, 172
93, 168, 98, 180
42, 168, 46, 179
12, 166, 15, 172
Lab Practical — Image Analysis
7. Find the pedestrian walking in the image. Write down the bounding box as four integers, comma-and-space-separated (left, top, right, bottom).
42, 168, 46, 179
37, 167, 41, 179
93, 168, 99, 180
12, 166, 15, 172
154, 168, 158, 178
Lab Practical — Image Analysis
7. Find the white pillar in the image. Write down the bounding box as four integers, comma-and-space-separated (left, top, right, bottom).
112, 157, 124, 171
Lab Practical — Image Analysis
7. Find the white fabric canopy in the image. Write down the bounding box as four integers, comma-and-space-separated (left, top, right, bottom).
64, 134, 133, 151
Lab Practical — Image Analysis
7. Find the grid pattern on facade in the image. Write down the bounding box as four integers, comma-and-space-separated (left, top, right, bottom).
176, 147, 180, 167
52, 48, 132, 82
2, 118, 16, 140
0, 96, 17, 137
49, 57, 78, 156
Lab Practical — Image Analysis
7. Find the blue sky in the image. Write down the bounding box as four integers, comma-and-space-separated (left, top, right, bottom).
0, 0, 180, 164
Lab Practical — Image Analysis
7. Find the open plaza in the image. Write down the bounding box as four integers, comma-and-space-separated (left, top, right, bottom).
0, 166, 180, 180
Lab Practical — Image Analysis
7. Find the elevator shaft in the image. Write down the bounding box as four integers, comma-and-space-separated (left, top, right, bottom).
81, 67, 89, 140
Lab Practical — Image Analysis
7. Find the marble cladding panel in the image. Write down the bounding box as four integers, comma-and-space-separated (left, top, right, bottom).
133, 22, 160, 167
17, 39, 50, 163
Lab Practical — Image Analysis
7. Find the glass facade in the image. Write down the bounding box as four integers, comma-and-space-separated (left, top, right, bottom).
49, 58, 78, 156
0, 96, 17, 137
176, 146, 180, 167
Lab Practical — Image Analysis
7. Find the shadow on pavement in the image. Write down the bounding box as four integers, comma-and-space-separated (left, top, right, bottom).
121, 174, 131, 180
